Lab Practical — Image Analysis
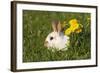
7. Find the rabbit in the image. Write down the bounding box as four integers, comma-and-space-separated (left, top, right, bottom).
44, 20, 69, 50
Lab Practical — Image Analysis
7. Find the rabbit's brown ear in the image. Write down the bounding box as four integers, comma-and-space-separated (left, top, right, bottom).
57, 21, 62, 32
52, 20, 58, 32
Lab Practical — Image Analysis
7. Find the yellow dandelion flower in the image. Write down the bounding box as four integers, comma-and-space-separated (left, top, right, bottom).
75, 28, 82, 33
70, 23, 79, 32
68, 19, 79, 32
69, 19, 78, 26
65, 28, 72, 36
64, 19, 83, 35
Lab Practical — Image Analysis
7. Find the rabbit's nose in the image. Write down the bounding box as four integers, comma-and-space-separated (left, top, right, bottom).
44, 41, 48, 47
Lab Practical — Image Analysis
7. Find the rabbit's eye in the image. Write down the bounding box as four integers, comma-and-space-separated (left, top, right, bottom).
50, 37, 54, 40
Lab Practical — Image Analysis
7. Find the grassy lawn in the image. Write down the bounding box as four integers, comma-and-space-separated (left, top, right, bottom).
23, 10, 91, 62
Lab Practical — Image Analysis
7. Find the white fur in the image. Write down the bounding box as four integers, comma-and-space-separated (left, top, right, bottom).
45, 32, 69, 50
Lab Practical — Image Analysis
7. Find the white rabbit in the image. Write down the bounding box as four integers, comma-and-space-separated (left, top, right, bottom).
44, 20, 69, 50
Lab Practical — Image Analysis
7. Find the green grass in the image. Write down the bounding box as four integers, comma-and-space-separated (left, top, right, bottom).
23, 10, 91, 62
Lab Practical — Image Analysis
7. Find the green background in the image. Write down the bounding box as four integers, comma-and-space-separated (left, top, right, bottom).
23, 10, 91, 62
